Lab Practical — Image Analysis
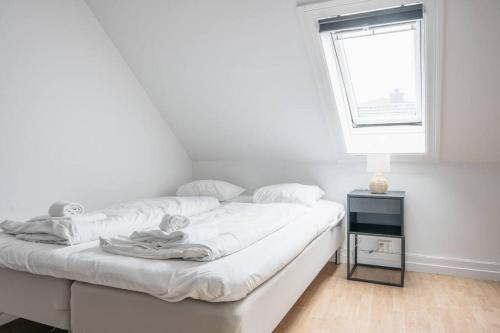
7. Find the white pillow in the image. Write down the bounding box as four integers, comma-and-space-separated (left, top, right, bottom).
253, 183, 325, 206
176, 180, 245, 202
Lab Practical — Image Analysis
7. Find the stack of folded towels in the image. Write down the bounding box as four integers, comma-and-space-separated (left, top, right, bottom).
100, 214, 196, 258
0, 201, 107, 244
117, 214, 190, 244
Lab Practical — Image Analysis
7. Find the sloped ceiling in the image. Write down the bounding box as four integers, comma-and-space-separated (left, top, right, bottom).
85, 0, 500, 164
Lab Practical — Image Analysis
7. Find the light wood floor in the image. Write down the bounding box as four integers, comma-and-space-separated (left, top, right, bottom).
274, 263, 500, 333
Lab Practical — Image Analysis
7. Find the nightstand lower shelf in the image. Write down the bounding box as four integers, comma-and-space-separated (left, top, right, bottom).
348, 263, 404, 287
347, 233, 405, 287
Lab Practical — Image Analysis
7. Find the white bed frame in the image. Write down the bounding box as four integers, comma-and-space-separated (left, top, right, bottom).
0, 219, 344, 332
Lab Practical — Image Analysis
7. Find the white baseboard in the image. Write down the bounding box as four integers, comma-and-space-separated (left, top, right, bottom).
405, 253, 500, 281
333, 249, 500, 281
0, 313, 16, 326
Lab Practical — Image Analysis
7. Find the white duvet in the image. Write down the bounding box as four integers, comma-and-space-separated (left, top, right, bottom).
0, 196, 219, 245
0, 200, 344, 302
100, 203, 309, 261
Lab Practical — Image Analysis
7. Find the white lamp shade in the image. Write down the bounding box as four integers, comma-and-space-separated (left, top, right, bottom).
367, 154, 391, 173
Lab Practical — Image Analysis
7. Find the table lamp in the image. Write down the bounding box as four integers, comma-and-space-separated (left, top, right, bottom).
367, 154, 391, 194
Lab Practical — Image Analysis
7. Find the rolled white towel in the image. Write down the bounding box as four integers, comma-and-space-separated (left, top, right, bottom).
159, 214, 190, 233
48, 201, 85, 217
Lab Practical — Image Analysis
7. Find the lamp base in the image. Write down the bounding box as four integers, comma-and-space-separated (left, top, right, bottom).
369, 174, 389, 194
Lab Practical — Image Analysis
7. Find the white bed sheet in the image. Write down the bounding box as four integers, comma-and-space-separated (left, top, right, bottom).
0, 200, 344, 302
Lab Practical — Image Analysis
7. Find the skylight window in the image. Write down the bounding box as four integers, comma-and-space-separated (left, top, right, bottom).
320, 5, 424, 128
332, 21, 422, 127
301, 1, 441, 157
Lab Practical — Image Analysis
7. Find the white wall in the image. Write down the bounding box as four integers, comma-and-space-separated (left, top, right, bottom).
194, 161, 500, 280
440, 0, 500, 163
0, 0, 192, 220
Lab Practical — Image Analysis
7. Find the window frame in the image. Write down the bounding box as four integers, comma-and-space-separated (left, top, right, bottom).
298, 0, 442, 162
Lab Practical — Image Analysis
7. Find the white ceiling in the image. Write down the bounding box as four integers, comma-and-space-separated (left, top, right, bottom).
85, 0, 500, 164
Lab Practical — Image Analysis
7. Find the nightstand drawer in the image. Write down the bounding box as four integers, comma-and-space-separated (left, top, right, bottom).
349, 197, 401, 214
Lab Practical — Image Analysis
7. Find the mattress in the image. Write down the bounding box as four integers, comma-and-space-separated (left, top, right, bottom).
0, 200, 344, 302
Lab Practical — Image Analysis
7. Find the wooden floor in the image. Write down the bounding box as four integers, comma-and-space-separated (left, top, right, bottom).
2, 264, 499, 333
275, 263, 500, 333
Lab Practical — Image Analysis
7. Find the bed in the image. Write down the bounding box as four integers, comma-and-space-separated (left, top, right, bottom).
0, 199, 344, 332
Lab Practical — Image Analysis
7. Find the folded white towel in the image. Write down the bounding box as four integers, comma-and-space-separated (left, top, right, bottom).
48, 201, 85, 217
159, 214, 190, 233
16, 233, 66, 243
28, 213, 107, 223
28, 215, 68, 222
130, 228, 189, 244
99, 236, 210, 260
0, 212, 108, 245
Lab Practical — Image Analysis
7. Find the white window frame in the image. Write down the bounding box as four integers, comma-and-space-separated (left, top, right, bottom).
298, 0, 442, 162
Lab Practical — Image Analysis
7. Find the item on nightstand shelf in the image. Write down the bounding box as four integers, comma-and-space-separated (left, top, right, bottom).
367, 154, 391, 194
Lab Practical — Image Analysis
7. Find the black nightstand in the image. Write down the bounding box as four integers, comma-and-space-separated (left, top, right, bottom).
347, 190, 405, 287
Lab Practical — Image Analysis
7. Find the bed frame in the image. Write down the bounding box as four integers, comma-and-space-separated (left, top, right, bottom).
0, 267, 71, 329
0, 219, 344, 333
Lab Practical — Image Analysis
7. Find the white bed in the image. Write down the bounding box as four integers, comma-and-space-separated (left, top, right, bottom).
0, 199, 345, 331
71, 222, 345, 333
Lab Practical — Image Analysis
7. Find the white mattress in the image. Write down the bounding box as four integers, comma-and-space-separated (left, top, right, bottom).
0, 200, 344, 302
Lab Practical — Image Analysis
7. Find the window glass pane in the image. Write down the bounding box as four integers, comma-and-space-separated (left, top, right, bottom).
335, 23, 421, 125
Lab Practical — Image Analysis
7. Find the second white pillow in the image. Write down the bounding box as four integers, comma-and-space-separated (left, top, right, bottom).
253, 183, 325, 207
176, 180, 245, 202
